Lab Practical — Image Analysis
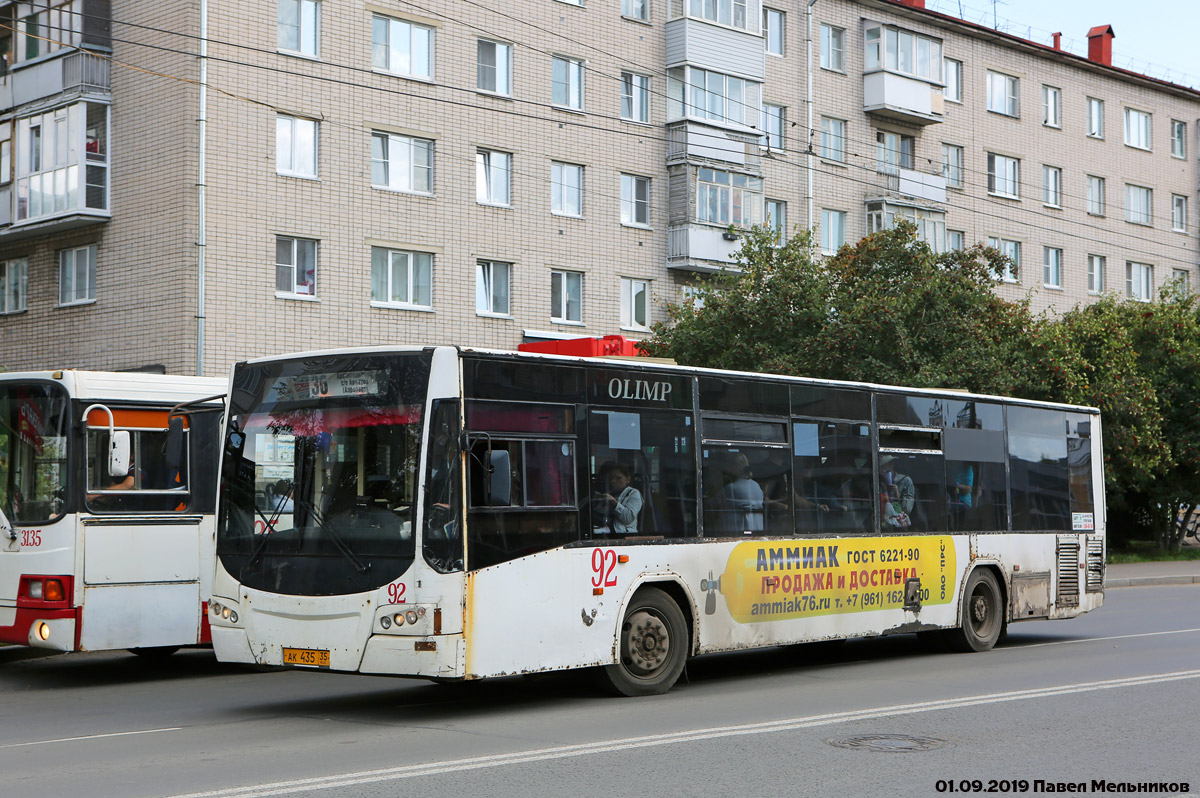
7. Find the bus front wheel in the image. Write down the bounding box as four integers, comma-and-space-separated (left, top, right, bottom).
600, 588, 688, 697
948, 569, 1003, 653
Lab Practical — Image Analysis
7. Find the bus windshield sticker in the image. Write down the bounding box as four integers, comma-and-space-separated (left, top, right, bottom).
608, 412, 641, 450
1072, 513, 1095, 531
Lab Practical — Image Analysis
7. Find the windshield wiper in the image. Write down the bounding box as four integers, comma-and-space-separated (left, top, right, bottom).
240, 481, 294, 577
291, 495, 371, 577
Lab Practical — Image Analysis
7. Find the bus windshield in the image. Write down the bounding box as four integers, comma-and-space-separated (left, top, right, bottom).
217, 353, 432, 596
0, 383, 70, 525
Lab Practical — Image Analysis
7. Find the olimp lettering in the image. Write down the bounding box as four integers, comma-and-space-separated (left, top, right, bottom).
607, 377, 673, 402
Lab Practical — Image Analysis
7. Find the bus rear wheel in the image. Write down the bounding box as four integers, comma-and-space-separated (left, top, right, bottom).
600, 588, 688, 697
947, 569, 1003, 653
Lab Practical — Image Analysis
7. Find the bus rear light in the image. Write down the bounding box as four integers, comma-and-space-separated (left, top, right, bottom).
43, 580, 65, 602
17, 575, 73, 608
29, 581, 42, 600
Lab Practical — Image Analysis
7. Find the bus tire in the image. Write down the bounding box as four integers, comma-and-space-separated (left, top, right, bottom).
600, 588, 688, 697
947, 568, 1003, 653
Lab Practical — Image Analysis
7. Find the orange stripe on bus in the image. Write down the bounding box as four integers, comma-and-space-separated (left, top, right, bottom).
86, 409, 189, 429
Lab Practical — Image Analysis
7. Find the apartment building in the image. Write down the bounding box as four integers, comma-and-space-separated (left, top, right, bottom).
0, 0, 1195, 375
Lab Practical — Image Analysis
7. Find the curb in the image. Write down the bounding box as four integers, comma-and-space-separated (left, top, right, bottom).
1106, 576, 1200, 588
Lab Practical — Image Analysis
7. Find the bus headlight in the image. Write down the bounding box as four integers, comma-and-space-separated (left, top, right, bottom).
380, 616, 391, 630
375, 604, 436, 636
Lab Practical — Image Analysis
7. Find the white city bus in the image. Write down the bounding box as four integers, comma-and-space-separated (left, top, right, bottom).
0, 370, 225, 656
209, 344, 1104, 694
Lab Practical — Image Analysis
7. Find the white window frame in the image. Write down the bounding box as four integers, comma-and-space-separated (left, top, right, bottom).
371, 14, 433, 79
621, 173, 650, 227
1171, 120, 1187, 159
942, 143, 963, 189
864, 25, 942, 83
877, 130, 914, 173
943, 58, 962, 103
763, 8, 784, 56
620, 71, 650, 123
620, 277, 649, 331
1172, 268, 1191, 294
667, 66, 758, 127
275, 236, 317, 298
1086, 98, 1104, 139
947, 230, 964, 251
14, 0, 82, 63
687, 0, 748, 30
552, 56, 585, 110
1125, 184, 1152, 226
820, 24, 844, 71
696, 168, 762, 227
1043, 246, 1062, 288
276, 115, 318, 179
820, 209, 845, 254
1087, 254, 1105, 294
1172, 194, 1188, 233
820, 117, 845, 162
1086, 175, 1105, 216
278, 0, 320, 57
551, 269, 583, 324
1127, 261, 1153, 302
987, 153, 1020, 199
988, 237, 1020, 283
1123, 108, 1152, 150
58, 244, 96, 306
765, 199, 786, 244
1042, 85, 1061, 128
15, 102, 110, 223
477, 39, 512, 96
476, 260, 512, 316
371, 132, 433, 195
622, 0, 649, 21
551, 162, 583, 217
986, 71, 1019, 117
761, 103, 785, 151
371, 247, 432, 310
476, 149, 511, 206
1042, 165, 1061, 208
0, 259, 28, 314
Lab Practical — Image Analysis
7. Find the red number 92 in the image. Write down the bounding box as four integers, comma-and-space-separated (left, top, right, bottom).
591, 548, 618, 588
386, 583, 406, 604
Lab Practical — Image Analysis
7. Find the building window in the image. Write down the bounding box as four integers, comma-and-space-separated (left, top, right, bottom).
821, 24, 844, 71
552, 56, 585, 110
688, 0, 748, 30
1125, 184, 1152, 226
58, 245, 96, 306
371, 247, 432, 309
877, 131, 914, 172
620, 277, 648, 330
0, 259, 28, 314
1171, 120, 1187, 159
943, 58, 962, 102
1087, 254, 1105, 294
1172, 269, 1191, 294
986, 71, 1019, 117
15, 0, 82, 63
1124, 108, 1151, 150
947, 230, 964, 251
864, 25, 942, 82
276, 115, 317, 178
476, 260, 511, 316
868, 202, 945, 252
551, 270, 583, 323
621, 173, 650, 227
371, 132, 433, 194
15, 103, 109, 222
551, 162, 583, 217
667, 66, 758, 127
1043, 247, 1062, 288
942, 143, 963, 189
696, 168, 762, 227
1042, 166, 1061, 208
276, 236, 317, 297
821, 209, 845, 254
820, 117, 845, 162
1127, 261, 1153, 302
621, 71, 650, 122
1173, 194, 1188, 232
476, 149, 511, 206
765, 199, 786, 243
278, 0, 319, 57
761, 103, 785, 151
1086, 175, 1105, 216
987, 237, 1020, 283
1086, 98, 1104, 138
986, 153, 1019, 199
1042, 85, 1061, 128
477, 40, 512, 95
763, 8, 784, 56
371, 14, 433, 79
623, 0, 649, 21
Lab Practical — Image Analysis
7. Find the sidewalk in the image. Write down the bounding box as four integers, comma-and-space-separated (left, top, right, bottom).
1106, 561, 1200, 588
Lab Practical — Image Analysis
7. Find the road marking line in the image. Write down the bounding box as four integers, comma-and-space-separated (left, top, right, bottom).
0, 727, 182, 749
1013, 627, 1200, 649
167, 669, 1200, 798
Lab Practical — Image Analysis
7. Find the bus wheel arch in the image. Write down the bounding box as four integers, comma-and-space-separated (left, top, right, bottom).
599, 583, 692, 697
948, 565, 1006, 653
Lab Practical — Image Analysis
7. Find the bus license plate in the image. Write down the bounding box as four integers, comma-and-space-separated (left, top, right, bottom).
282, 647, 330, 668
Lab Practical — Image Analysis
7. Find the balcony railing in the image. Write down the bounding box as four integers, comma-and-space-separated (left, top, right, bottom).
667, 121, 762, 170
62, 51, 111, 94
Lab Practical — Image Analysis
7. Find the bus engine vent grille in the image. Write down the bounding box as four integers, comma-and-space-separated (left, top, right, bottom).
1085, 538, 1104, 592
1057, 541, 1080, 605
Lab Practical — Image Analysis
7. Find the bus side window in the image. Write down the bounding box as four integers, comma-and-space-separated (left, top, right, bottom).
423, 399, 463, 574
86, 426, 191, 513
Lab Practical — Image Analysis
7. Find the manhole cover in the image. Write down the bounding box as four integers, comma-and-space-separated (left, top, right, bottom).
827, 734, 950, 753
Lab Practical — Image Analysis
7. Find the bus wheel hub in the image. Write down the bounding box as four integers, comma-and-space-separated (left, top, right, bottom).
625, 611, 669, 673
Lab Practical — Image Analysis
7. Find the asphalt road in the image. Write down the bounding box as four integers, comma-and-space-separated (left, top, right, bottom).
1, 585, 1197, 798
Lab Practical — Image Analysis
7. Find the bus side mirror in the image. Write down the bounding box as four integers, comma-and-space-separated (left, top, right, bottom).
165, 416, 186, 475
109, 430, 131, 478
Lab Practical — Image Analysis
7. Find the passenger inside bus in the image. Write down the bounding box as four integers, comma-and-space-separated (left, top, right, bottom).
594, 462, 643, 536
717, 452, 765, 535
